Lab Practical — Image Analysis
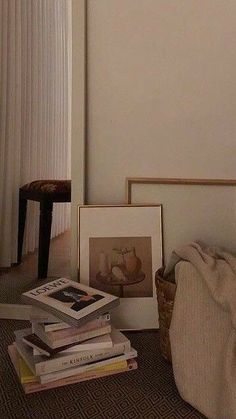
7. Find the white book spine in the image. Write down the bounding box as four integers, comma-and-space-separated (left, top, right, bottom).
39, 349, 137, 384
33, 324, 112, 349
33, 348, 42, 356
42, 313, 110, 332
30, 307, 62, 323
35, 339, 131, 376
42, 322, 71, 332
54, 325, 111, 348
23, 360, 138, 394
33, 339, 112, 356
58, 335, 112, 354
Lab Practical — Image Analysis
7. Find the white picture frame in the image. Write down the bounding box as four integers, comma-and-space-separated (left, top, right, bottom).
127, 177, 236, 264
78, 205, 163, 330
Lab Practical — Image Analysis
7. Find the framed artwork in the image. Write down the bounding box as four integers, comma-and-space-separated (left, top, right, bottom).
78, 205, 163, 330
126, 177, 236, 264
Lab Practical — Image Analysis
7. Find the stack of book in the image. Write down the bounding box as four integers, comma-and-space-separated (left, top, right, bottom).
8, 278, 138, 393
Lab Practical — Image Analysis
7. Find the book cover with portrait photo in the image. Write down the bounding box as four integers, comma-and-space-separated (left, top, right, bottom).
22, 278, 119, 327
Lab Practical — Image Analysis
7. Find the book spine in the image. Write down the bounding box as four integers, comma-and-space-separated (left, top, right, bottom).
50, 316, 111, 338
33, 348, 41, 356
14, 341, 36, 375
51, 325, 112, 349
34, 342, 112, 356
24, 360, 137, 394
59, 339, 112, 354
29, 306, 62, 323
21, 295, 76, 326
8, 345, 20, 377
42, 322, 71, 332
35, 339, 131, 375
39, 350, 137, 384
33, 323, 111, 349
43, 313, 110, 332
22, 338, 49, 357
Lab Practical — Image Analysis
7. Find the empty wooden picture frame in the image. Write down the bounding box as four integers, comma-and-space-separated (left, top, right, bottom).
126, 177, 236, 264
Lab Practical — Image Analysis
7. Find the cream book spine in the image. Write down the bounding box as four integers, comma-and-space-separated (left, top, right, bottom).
31, 333, 112, 356
15, 328, 131, 376
25, 362, 137, 393
42, 313, 110, 332
8, 344, 137, 395
32, 323, 112, 349
39, 349, 137, 384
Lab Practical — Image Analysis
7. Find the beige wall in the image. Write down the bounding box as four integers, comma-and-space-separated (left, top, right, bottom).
71, 0, 86, 278
87, 0, 236, 204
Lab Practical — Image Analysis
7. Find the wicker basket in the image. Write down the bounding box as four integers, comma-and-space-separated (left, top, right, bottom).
155, 267, 177, 363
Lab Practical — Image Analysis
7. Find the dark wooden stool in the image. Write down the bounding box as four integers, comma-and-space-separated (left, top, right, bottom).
17, 180, 71, 279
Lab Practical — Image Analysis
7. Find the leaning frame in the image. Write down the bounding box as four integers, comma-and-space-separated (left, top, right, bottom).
126, 177, 236, 264
71, 0, 87, 279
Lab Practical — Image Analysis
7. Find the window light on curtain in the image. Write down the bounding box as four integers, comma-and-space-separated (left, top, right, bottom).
0, 0, 71, 267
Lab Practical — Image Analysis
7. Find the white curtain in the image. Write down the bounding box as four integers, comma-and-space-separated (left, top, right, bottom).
0, 0, 71, 267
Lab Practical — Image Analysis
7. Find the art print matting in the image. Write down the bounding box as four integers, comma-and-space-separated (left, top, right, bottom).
78, 205, 163, 330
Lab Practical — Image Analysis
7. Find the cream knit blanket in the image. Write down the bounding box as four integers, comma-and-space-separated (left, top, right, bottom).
166, 242, 236, 419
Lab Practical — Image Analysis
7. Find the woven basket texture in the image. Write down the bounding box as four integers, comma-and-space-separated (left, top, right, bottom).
155, 267, 176, 363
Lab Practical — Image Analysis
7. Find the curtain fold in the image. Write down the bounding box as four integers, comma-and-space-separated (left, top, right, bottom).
0, 0, 71, 267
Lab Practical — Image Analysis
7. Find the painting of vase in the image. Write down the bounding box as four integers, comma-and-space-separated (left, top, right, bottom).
89, 237, 153, 298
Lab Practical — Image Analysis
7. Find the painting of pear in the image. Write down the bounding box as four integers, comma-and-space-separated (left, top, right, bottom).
123, 247, 141, 274
89, 236, 153, 298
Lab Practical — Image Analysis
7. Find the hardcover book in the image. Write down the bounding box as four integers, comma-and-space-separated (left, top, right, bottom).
39, 349, 137, 384
14, 328, 131, 376
22, 332, 113, 357
21, 278, 119, 327
8, 344, 138, 394
32, 322, 111, 349
41, 313, 110, 332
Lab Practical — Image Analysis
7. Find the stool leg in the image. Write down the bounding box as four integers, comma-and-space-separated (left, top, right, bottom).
38, 200, 53, 279
17, 192, 27, 264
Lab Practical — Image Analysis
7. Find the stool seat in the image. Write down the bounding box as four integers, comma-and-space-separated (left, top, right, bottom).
20, 180, 71, 201
17, 179, 71, 279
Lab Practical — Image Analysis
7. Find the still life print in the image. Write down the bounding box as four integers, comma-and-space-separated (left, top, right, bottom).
89, 237, 153, 298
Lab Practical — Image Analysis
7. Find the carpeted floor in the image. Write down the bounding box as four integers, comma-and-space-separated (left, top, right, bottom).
0, 234, 206, 419
0, 322, 206, 419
